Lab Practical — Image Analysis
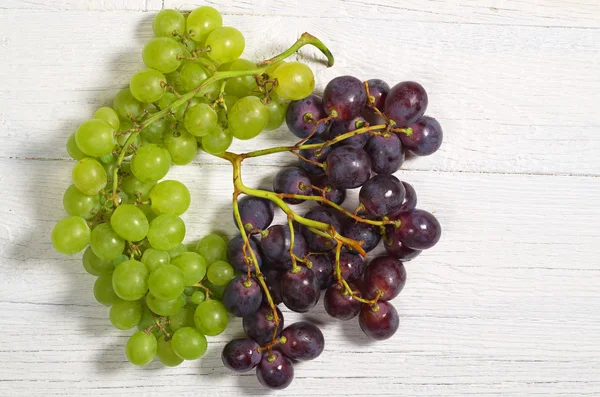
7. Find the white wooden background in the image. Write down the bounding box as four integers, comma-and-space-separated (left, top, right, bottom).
1, 0, 599, 396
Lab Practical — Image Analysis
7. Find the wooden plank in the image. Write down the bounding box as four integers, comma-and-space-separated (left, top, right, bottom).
0, 0, 162, 11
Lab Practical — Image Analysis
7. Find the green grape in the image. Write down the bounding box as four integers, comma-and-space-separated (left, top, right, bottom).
153, 9, 185, 37
72, 158, 107, 196
66, 133, 87, 160
112, 259, 149, 301
195, 234, 227, 264
148, 264, 184, 300
263, 94, 289, 130
90, 223, 125, 260
220, 59, 258, 98
167, 243, 188, 259
51, 216, 90, 255
117, 126, 142, 158
110, 204, 149, 242
265, 61, 284, 78
147, 214, 186, 251
94, 107, 120, 130
223, 95, 238, 112
175, 97, 201, 120
137, 204, 157, 223
130, 69, 166, 103
141, 248, 170, 272
169, 306, 195, 331
194, 299, 228, 336
171, 252, 207, 286
157, 336, 184, 367
113, 88, 143, 120
121, 174, 156, 201
272, 61, 315, 100
179, 62, 210, 93
99, 153, 115, 164
136, 305, 155, 331
93, 273, 120, 306
141, 117, 167, 144
126, 331, 157, 366
142, 37, 184, 74
207, 260, 234, 286
186, 6, 223, 43
183, 103, 217, 137
110, 299, 143, 330
201, 125, 232, 155
191, 291, 205, 304
103, 161, 118, 185
228, 96, 269, 140
112, 254, 129, 266
82, 246, 114, 276
158, 91, 178, 110
205, 27, 245, 64
145, 291, 182, 316
164, 129, 198, 165
203, 280, 225, 300
131, 144, 171, 182
149, 180, 190, 215
62, 184, 100, 220
171, 327, 207, 360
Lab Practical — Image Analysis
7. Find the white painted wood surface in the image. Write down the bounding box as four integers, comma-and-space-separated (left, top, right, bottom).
0, 1, 599, 396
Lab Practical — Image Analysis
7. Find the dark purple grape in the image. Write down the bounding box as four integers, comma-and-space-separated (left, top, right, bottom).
384, 81, 428, 127
365, 133, 404, 175
323, 76, 367, 121
328, 117, 369, 148
383, 229, 422, 261
278, 321, 324, 361
325, 146, 371, 189
359, 301, 399, 340
310, 175, 346, 206
222, 338, 262, 372
236, 195, 275, 233
280, 266, 320, 313
301, 207, 342, 252
273, 167, 312, 205
324, 282, 362, 320
399, 181, 417, 214
298, 138, 330, 175
363, 256, 406, 301
223, 276, 263, 317
306, 253, 333, 289
343, 220, 381, 253
227, 235, 262, 272
359, 174, 406, 217
401, 116, 443, 156
256, 350, 294, 390
366, 79, 390, 110
243, 304, 284, 345
286, 94, 330, 139
260, 224, 308, 270
392, 209, 441, 250
339, 251, 366, 282
262, 269, 283, 304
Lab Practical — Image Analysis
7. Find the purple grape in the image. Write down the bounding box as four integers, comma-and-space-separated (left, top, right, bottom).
223, 275, 263, 317
339, 251, 366, 282
310, 175, 346, 206
363, 256, 406, 301
260, 224, 308, 270
324, 282, 362, 320
383, 229, 422, 261
402, 116, 443, 156
343, 220, 381, 253
301, 207, 342, 252
323, 76, 367, 121
262, 269, 283, 304
325, 146, 372, 189
280, 266, 320, 313
328, 117, 370, 148
236, 195, 275, 233
359, 174, 406, 217
222, 338, 262, 372
384, 81, 428, 127
306, 253, 333, 289
278, 321, 324, 361
286, 94, 330, 139
227, 235, 263, 272
366, 78, 390, 110
365, 133, 404, 175
391, 209, 441, 250
359, 301, 399, 340
243, 304, 284, 345
399, 181, 417, 214
298, 138, 330, 175
256, 350, 294, 390
273, 167, 312, 205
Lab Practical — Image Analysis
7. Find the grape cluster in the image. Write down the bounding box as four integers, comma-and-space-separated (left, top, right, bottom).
221, 77, 443, 388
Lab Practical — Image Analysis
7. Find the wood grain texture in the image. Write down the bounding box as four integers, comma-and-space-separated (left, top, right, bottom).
0, 0, 599, 396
